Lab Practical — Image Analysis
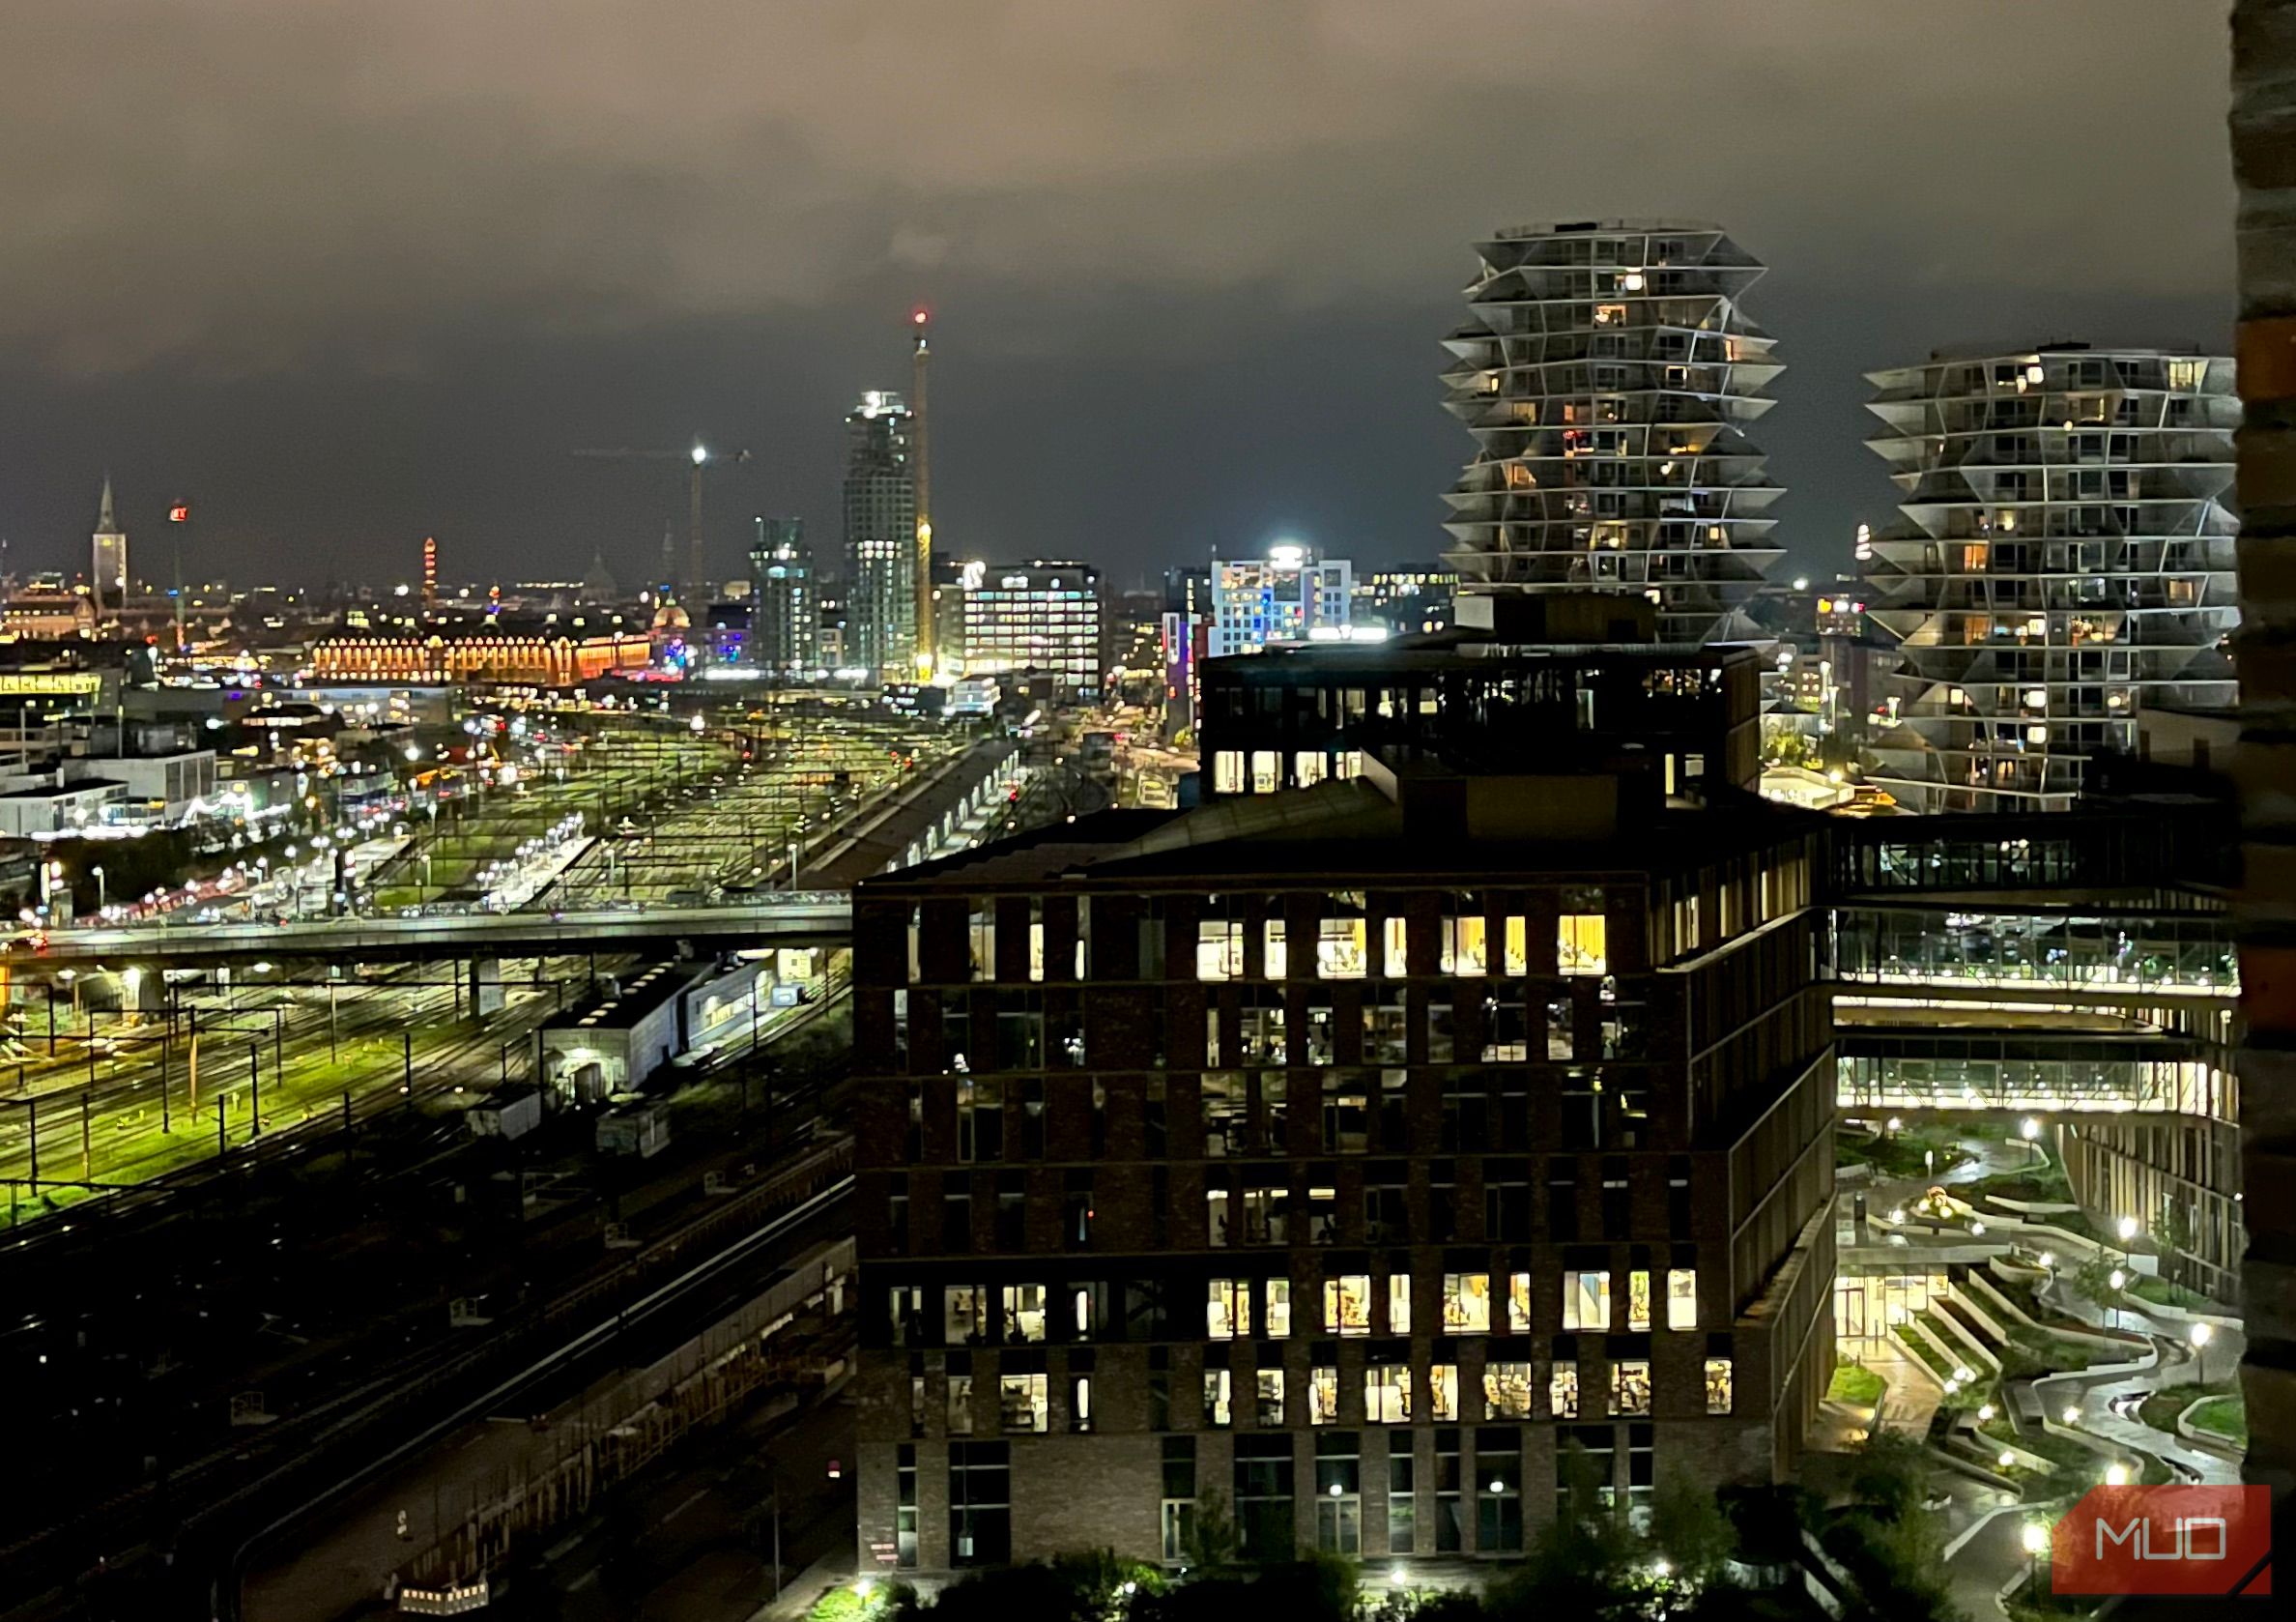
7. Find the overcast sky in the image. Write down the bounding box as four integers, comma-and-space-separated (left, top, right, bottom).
0, 0, 2235, 593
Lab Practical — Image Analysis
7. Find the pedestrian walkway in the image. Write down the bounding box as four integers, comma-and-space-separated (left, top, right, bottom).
747, 1547, 856, 1622
1860, 1339, 1942, 1438
2029, 1274, 2244, 1487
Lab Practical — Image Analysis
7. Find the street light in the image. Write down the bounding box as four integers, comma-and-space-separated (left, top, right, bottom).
2022, 1521, 2049, 1593
2105, 1463, 2130, 1487
90, 866, 104, 914
2109, 1269, 2127, 1332
2021, 1116, 2043, 1142
2190, 1320, 2214, 1387
2061, 1404, 2081, 1427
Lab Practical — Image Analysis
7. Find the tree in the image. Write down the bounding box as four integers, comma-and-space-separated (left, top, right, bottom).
2070, 1253, 2122, 1319
1650, 1467, 1737, 1584
1490, 1442, 1639, 1617
1180, 1487, 1240, 1573
927, 1563, 1096, 1622
1845, 1431, 1932, 1524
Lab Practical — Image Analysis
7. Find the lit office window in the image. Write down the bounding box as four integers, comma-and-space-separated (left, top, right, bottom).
1364, 1364, 1411, 1423
1483, 1362, 1535, 1419
1429, 1364, 1459, 1422
1563, 1270, 1612, 1331
1326, 1275, 1372, 1336
1667, 1269, 1699, 1331
1204, 1370, 1232, 1428
1558, 912, 1607, 976
1705, 1357, 1734, 1415
1549, 1361, 1579, 1419
1208, 1279, 1249, 1340
1609, 1360, 1650, 1418
1442, 1273, 1491, 1333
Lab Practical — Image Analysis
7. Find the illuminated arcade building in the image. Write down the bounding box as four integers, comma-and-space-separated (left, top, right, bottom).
305, 629, 651, 687
1441, 221, 1785, 646
1859, 345, 2238, 812
849, 638, 1833, 1574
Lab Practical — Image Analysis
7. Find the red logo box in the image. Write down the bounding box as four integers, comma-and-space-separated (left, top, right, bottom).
2052, 1485, 2271, 1597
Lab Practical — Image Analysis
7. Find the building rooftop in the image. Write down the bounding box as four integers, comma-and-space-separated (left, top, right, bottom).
868, 768, 1817, 897
540, 960, 697, 1033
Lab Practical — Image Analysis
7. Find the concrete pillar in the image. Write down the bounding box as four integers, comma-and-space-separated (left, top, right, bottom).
2232, 0, 2296, 1507
469, 957, 504, 1018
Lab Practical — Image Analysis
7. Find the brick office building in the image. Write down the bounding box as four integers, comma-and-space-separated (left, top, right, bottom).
848, 673, 1836, 1575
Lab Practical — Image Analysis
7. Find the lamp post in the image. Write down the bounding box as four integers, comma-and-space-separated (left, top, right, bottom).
2109, 1268, 2127, 1333
90, 866, 105, 916
2022, 1521, 2049, 1595
2190, 1321, 2214, 1388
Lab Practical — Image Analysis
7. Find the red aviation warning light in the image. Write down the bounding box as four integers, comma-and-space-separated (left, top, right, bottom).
168, 503, 190, 524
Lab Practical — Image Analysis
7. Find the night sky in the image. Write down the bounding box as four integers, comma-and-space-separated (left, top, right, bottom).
0, 1, 2234, 594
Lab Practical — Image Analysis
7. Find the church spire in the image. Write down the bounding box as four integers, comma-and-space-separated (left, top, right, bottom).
97, 475, 116, 534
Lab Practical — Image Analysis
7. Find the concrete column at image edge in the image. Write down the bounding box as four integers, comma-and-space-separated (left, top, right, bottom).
2231, 0, 2296, 1509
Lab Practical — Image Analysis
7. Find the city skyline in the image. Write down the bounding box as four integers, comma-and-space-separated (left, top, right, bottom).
0, 2, 2230, 591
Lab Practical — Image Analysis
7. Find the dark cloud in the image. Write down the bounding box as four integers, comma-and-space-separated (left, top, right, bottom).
0, 1, 2233, 588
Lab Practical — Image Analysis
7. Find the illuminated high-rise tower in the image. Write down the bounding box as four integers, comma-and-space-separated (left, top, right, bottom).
91, 477, 127, 617
1861, 345, 2239, 811
911, 309, 934, 676
844, 390, 917, 680
1441, 220, 1785, 643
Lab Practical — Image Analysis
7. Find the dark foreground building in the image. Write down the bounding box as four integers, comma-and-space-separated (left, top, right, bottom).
849, 692, 1835, 1574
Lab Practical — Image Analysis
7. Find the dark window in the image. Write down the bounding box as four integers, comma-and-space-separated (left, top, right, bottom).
1434, 1427, 1464, 1552
994, 1172, 1026, 1250
1429, 1160, 1458, 1243
1560, 1425, 1617, 1513
1628, 1422, 1656, 1513
1377, 1069, 1410, 1151
1315, 1433, 1362, 1554
1065, 1170, 1095, 1250
1547, 1163, 1579, 1241
1365, 1164, 1408, 1246
897, 1444, 918, 1568
1162, 1436, 1196, 1559
1019, 1079, 1046, 1159
948, 1441, 1011, 1567
1601, 1158, 1631, 1238
1234, 1434, 1296, 1562
1477, 1427, 1524, 1552
941, 1189, 971, 1253
1388, 1450, 1417, 1553
1487, 1170, 1532, 1242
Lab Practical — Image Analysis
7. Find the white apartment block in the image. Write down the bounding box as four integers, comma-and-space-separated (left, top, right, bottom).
1861, 345, 2239, 811
1441, 219, 1785, 645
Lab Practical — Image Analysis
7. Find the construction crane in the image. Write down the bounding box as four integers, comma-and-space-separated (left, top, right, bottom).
569, 442, 752, 603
